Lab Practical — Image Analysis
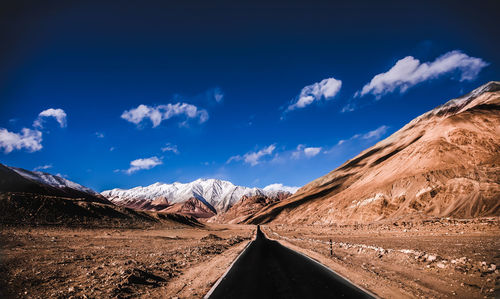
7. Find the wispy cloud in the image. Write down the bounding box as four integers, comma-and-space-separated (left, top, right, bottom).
227, 144, 276, 166
124, 156, 163, 174
0, 128, 43, 154
355, 50, 488, 99
95, 132, 104, 138
336, 125, 389, 146
361, 125, 389, 140
161, 143, 179, 154
33, 164, 53, 171
284, 78, 342, 115
208, 87, 224, 103
291, 145, 322, 159
33, 108, 67, 128
121, 103, 209, 128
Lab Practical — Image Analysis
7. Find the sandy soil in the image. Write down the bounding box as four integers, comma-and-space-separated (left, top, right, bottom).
262, 217, 499, 298
0, 224, 254, 299
2, 219, 499, 298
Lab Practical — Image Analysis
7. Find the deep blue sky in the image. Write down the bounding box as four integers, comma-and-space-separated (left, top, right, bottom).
1, 0, 499, 191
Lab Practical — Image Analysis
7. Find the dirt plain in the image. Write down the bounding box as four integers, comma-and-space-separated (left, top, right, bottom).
263, 217, 499, 298
1, 218, 499, 298
0, 224, 254, 299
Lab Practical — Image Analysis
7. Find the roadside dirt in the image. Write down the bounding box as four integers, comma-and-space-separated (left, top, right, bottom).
263, 217, 499, 298
0, 224, 253, 298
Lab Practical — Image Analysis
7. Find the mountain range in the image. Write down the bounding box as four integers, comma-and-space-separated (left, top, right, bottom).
0, 163, 109, 204
247, 81, 500, 225
1, 82, 499, 225
101, 179, 295, 218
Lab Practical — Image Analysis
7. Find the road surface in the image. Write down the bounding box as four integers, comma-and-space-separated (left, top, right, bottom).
205, 226, 375, 299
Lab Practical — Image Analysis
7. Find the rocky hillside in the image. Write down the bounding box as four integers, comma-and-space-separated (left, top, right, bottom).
0, 163, 110, 204
0, 164, 200, 227
247, 81, 500, 225
208, 192, 291, 224
102, 179, 295, 216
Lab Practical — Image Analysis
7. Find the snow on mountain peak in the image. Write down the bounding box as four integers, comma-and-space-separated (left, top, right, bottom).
10, 167, 98, 195
101, 179, 296, 213
411, 81, 500, 125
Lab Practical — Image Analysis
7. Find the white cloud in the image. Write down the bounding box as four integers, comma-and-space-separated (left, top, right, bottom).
0, 128, 43, 154
33, 108, 67, 128
161, 143, 179, 154
33, 164, 52, 171
121, 103, 209, 128
287, 78, 342, 112
125, 156, 163, 174
291, 144, 322, 159
361, 125, 389, 139
356, 50, 488, 99
286, 78, 342, 113
263, 183, 300, 194
95, 132, 104, 138
304, 147, 322, 157
227, 144, 276, 166
110, 147, 115, 152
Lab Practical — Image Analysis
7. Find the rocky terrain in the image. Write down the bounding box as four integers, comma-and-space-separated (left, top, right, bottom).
0, 225, 254, 298
248, 81, 500, 225
0, 163, 110, 204
263, 217, 499, 298
101, 179, 294, 215
209, 192, 291, 224
0, 192, 200, 228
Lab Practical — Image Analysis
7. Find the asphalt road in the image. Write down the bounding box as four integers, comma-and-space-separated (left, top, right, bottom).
206, 226, 375, 299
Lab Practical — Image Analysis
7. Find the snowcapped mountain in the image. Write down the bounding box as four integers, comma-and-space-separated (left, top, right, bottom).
10, 167, 99, 195
0, 163, 109, 203
410, 81, 500, 124
101, 179, 296, 213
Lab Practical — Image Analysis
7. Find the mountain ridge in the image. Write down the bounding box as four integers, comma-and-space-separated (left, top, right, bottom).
246, 81, 500, 225
101, 178, 296, 214
0, 163, 109, 204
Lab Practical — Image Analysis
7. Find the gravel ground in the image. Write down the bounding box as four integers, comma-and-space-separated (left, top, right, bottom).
0, 225, 253, 298
264, 217, 499, 298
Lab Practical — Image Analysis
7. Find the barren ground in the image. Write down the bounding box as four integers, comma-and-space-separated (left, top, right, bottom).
0, 224, 253, 299
263, 217, 499, 298
1, 219, 499, 298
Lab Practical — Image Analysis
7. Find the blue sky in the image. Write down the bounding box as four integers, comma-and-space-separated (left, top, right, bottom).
1, 0, 499, 192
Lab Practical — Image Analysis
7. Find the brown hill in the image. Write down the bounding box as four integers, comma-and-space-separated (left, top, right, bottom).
0, 192, 200, 228
0, 164, 110, 204
209, 192, 291, 224
160, 197, 217, 218
247, 81, 500, 225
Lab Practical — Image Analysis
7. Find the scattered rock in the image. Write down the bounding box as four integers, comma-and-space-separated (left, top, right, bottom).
201, 234, 223, 241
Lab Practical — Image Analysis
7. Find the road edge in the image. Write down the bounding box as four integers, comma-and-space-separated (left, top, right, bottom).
203, 227, 257, 299
262, 226, 380, 299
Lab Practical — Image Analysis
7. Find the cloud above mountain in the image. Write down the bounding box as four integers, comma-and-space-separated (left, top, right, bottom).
161, 143, 179, 154
355, 50, 488, 99
0, 108, 68, 154
121, 103, 209, 128
33, 108, 67, 128
291, 145, 322, 159
125, 156, 163, 174
33, 164, 53, 171
285, 77, 342, 114
227, 144, 276, 166
336, 125, 389, 146
0, 128, 43, 154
